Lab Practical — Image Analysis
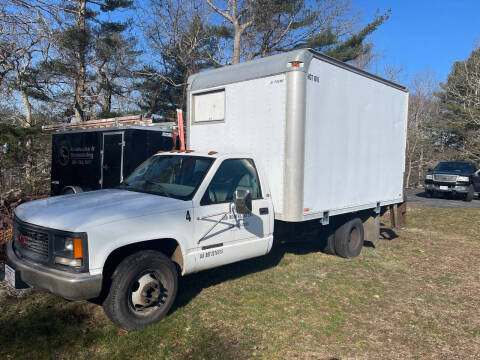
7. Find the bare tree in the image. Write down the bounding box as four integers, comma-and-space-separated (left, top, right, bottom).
206, 0, 358, 64
405, 70, 440, 187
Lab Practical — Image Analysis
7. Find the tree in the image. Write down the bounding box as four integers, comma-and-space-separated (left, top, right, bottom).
39, 0, 134, 122
0, 0, 51, 126
438, 46, 480, 162
404, 70, 440, 187
205, 0, 389, 64
139, 0, 218, 119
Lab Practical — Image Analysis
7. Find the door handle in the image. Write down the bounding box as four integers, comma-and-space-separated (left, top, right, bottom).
259, 207, 269, 215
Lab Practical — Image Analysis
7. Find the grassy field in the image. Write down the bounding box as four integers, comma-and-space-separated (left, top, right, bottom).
1, 206, 479, 359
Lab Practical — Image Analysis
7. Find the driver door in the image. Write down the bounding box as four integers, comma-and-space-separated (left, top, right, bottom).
193, 158, 271, 272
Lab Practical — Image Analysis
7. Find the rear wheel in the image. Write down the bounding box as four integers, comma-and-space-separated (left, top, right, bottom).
321, 231, 336, 255
334, 218, 364, 259
103, 250, 178, 330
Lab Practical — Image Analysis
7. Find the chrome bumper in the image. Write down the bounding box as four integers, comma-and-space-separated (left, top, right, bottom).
6, 241, 102, 300
425, 184, 469, 193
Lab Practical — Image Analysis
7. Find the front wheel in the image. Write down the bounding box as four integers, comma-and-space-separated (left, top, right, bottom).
103, 250, 178, 330
464, 185, 474, 202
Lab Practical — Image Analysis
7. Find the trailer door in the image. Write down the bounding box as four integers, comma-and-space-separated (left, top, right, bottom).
102, 132, 124, 188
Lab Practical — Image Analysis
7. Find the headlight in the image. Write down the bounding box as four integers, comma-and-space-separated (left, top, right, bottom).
54, 235, 85, 267
457, 176, 469, 182
425, 174, 433, 180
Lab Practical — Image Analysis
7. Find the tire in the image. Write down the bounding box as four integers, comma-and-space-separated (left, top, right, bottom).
425, 190, 432, 198
321, 231, 336, 255
103, 250, 178, 330
464, 185, 474, 202
334, 218, 364, 259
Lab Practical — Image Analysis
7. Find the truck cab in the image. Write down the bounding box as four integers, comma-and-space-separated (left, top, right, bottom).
6, 151, 274, 329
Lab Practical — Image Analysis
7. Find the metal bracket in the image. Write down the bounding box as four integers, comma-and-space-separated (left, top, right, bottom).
321, 211, 329, 225
375, 202, 381, 214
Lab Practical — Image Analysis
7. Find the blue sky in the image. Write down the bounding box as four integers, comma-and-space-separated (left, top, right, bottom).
354, 0, 480, 83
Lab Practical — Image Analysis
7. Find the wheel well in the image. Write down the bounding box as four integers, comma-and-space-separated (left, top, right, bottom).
98, 239, 183, 301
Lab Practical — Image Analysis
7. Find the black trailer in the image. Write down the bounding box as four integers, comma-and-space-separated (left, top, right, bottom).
50, 126, 175, 195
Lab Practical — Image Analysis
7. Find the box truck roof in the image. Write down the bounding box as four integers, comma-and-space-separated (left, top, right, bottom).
188, 48, 407, 93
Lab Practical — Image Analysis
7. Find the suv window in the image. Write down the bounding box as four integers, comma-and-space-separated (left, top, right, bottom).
201, 159, 262, 205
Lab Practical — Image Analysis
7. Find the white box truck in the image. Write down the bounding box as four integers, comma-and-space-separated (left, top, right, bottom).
5, 49, 408, 330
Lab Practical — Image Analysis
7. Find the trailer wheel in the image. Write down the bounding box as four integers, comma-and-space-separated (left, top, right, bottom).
464, 185, 474, 202
334, 218, 364, 259
103, 250, 178, 330
62, 186, 83, 195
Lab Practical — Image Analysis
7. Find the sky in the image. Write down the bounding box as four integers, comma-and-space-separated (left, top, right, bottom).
354, 0, 480, 84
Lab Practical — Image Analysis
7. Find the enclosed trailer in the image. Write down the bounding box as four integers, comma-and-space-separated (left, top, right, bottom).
187, 49, 408, 222
50, 125, 175, 195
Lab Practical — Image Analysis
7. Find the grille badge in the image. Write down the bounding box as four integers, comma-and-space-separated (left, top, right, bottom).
18, 235, 29, 246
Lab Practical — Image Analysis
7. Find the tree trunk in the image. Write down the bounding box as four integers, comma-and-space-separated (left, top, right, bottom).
405, 157, 412, 188
417, 145, 424, 188
102, 89, 112, 114
232, 24, 242, 64
20, 88, 32, 126
74, 0, 87, 122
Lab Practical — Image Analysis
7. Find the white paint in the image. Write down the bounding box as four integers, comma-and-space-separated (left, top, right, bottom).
189, 74, 287, 216
302, 58, 408, 216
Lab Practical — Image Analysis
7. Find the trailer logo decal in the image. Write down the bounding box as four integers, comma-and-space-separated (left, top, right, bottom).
58, 145, 70, 166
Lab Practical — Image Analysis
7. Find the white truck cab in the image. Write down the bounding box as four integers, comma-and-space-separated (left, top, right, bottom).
6, 49, 408, 330
7, 152, 275, 329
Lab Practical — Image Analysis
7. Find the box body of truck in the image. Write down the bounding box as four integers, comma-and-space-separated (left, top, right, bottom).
50, 126, 174, 195
187, 49, 408, 222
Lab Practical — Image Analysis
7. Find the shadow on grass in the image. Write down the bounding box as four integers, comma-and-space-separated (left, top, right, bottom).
0, 295, 104, 358
173, 234, 333, 312
380, 227, 399, 241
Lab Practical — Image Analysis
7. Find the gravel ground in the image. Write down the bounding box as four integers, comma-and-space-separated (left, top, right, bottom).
405, 188, 480, 208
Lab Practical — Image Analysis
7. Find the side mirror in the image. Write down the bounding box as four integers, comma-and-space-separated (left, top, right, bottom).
427, 168, 433, 172
233, 189, 252, 214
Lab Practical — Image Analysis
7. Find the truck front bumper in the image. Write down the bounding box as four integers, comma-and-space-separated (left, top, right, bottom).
6, 241, 102, 300
424, 183, 470, 194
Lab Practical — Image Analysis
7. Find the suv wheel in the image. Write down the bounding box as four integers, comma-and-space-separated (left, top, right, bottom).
464, 185, 474, 202
103, 250, 178, 330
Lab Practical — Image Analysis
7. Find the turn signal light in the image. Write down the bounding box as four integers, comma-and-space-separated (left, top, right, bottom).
289, 61, 304, 68
208, 151, 218, 155
185, 150, 194, 153
73, 238, 83, 259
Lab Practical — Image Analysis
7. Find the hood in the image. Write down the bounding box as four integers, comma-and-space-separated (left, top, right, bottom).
15, 189, 191, 232
431, 170, 472, 177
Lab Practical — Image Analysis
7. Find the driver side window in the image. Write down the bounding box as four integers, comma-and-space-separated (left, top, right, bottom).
201, 158, 262, 206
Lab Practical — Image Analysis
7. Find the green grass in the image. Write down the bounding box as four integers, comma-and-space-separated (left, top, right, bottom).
1, 206, 480, 359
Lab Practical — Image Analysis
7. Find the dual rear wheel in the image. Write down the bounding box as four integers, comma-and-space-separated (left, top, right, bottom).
323, 217, 365, 259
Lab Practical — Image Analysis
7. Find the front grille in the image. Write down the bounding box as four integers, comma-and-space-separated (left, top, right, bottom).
16, 222, 50, 259
433, 174, 457, 182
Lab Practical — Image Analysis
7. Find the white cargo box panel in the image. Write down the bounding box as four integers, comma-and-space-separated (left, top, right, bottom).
187, 49, 408, 222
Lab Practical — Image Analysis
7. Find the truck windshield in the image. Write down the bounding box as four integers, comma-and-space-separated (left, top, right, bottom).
434, 162, 476, 173
119, 155, 214, 200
